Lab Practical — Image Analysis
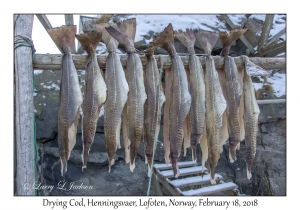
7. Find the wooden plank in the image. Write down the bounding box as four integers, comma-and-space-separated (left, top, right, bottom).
35, 14, 52, 30
152, 173, 163, 196
155, 170, 182, 195
219, 14, 255, 54
33, 54, 286, 71
257, 15, 274, 53
256, 41, 286, 57
64, 14, 76, 54
265, 45, 286, 57
158, 166, 208, 178
14, 14, 35, 196
180, 182, 238, 196
76, 15, 84, 54
154, 161, 197, 170
257, 99, 286, 105
35, 14, 63, 54
266, 27, 286, 47
170, 173, 223, 188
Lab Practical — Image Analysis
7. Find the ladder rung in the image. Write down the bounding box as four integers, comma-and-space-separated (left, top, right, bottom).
170, 173, 223, 188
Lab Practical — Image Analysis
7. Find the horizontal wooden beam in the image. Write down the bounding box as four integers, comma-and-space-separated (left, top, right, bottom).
33, 54, 286, 71
257, 99, 286, 105
219, 14, 255, 54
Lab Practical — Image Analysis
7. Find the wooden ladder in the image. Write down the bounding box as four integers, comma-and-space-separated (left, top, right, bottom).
152, 161, 240, 196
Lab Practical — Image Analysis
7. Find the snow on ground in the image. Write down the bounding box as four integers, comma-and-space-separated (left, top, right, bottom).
34, 70, 44, 75
119, 14, 229, 43
267, 72, 286, 97
252, 72, 286, 97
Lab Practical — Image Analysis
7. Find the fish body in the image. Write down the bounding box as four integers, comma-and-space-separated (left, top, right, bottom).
75, 32, 107, 170
48, 26, 83, 178
144, 48, 165, 176
243, 70, 260, 179
175, 29, 206, 162
219, 29, 247, 162
96, 23, 129, 171
241, 55, 266, 179
152, 24, 191, 177
195, 30, 226, 184
106, 18, 147, 172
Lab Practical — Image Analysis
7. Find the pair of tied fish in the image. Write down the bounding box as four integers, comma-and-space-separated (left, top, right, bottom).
105, 19, 165, 174
48, 25, 108, 178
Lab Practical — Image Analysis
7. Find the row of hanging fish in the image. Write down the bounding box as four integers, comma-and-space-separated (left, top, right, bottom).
47, 17, 268, 184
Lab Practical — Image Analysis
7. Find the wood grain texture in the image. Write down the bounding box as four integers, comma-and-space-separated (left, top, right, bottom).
14, 14, 35, 196
33, 54, 286, 71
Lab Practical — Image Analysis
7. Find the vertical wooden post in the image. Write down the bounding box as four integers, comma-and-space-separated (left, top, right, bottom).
14, 14, 35, 196
64, 14, 76, 54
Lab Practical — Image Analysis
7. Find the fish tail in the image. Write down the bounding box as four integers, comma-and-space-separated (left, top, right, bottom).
60, 158, 67, 178
229, 145, 237, 163
75, 31, 102, 53
151, 23, 176, 55
219, 29, 248, 56
105, 18, 136, 53
174, 29, 196, 54
171, 157, 180, 178
191, 146, 197, 162
95, 23, 119, 51
95, 14, 114, 24
108, 158, 115, 173
194, 30, 219, 55
130, 158, 136, 172
209, 167, 216, 185
47, 25, 77, 53
246, 163, 252, 179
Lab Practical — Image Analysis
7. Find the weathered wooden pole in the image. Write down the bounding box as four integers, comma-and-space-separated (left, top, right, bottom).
14, 14, 35, 196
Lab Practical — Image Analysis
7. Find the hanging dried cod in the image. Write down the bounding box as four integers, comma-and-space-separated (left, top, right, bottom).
75, 31, 107, 171
175, 29, 206, 162
241, 55, 269, 179
194, 30, 226, 184
106, 18, 147, 172
96, 23, 129, 172
143, 47, 165, 177
152, 24, 191, 178
48, 26, 83, 178
219, 29, 247, 162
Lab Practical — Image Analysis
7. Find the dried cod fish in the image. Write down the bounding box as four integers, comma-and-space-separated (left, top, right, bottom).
219, 29, 247, 162
175, 29, 206, 162
75, 31, 107, 171
95, 23, 129, 172
106, 18, 147, 172
194, 30, 226, 184
152, 24, 191, 178
48, 25, 83, 178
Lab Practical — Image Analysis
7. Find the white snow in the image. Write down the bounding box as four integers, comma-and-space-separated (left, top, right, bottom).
267, 72, 286, 97
117, 15, 229, 44
170, 173, 222, 187
227, 14, 246, 26
34, 70, 44, 75
160, 166, 207, 178
43, 83, 60, 90
33, 109, 37, 113
181, 182, 237, 196
44, 103, 46, 106
33, 92, 37, 96
43, 95, 45, 98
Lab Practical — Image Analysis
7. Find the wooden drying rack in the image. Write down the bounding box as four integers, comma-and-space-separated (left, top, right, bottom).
14, 14, 286, 196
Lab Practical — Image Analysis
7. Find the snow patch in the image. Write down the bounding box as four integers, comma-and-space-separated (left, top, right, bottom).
33, 92, 37, 96
43, 83, 60, 90
34, 70, 44, 75
267, 72, 286, 97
